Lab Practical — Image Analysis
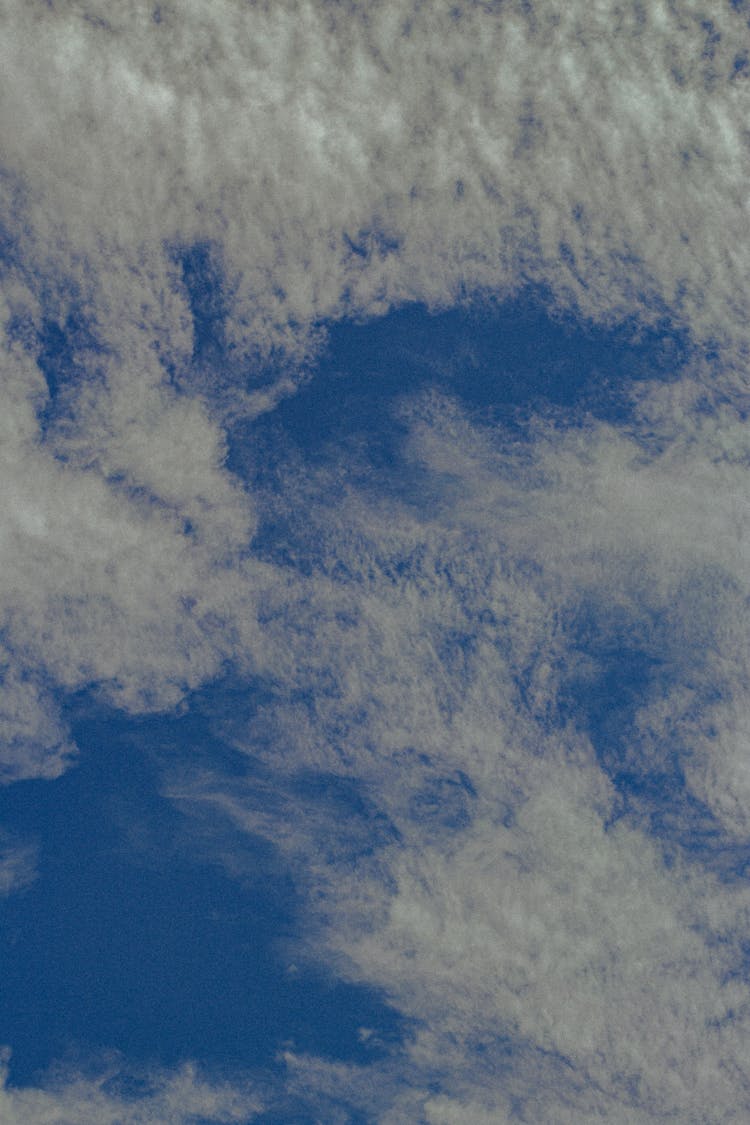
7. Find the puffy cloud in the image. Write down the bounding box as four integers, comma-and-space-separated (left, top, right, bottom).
0, 1053, 262, 1125
0, 276, 260, 781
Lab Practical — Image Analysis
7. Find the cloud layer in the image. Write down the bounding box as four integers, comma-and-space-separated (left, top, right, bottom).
1, 0, 749, 778
3, 0, 750, 361
2, 0, 750, 1120
181, 390, 750, 1119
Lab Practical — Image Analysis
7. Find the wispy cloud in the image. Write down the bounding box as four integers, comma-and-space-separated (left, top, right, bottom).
0, 832, 37, 896
167, 381, 750, 1119
1, 0, 749, 779
0, 1052, 263, 1125
2, 0, 750, 1120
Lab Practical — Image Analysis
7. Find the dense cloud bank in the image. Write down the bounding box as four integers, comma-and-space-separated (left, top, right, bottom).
2, 0, 750, 1120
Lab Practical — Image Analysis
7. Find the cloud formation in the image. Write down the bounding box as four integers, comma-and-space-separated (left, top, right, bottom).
0, 269, 260, 780
0, 1053, 262, 1125
3, 0, 750, 363
1, 0, 748, 779
1, 0, 750, 1120
172, 385, 750, 1120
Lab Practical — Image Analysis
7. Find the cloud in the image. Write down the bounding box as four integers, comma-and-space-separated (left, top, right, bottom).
1, 0, 748, 782
2, 0, 750, 369
0, 833, 38, 897
0, 1052, 262, 1125
0, 273, 262, 781
2, 0, 750, 1119
167, 383, 750, 1120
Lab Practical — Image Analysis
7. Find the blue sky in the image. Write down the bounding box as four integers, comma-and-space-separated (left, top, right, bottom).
2, 2, 750, 1122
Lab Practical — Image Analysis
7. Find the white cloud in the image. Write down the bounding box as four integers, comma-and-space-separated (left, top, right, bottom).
0, 1052, 262, 1125
168, 385, 750, 1120
0, 0, 748, 782
2, 0, 750, 372
2, 0, 750, 1119
0, 276, 261, 781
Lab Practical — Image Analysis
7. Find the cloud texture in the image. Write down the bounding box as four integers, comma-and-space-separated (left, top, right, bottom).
0, 1053, 262, 1125
1, 0, 749, 775
2, 0, 750, 1120
180, 395, 750, 1120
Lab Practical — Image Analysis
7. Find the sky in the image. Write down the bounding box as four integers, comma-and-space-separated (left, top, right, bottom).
1, 1, 750, 1121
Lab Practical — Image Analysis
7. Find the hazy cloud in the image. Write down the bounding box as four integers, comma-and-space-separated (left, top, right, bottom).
1, 0, 749, 778
2, 0, 750, 1119
0, 1053, 262, 1125
173, 385, 750, 1120
0, 833, 38, 897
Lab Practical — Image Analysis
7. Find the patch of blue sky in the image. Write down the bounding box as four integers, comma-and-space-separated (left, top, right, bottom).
0, 692, 410, 1090
177, 242, 230, 366
550, 584, 750, 881
234, 293, 690, 478
2, 272, 109, 447
559, 615, 706, 810
228, 294, 692, 596
34, 309, 104, 430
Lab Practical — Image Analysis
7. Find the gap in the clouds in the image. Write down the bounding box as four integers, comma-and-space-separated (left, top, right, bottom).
227, 292, 690, 565
557, 600, 750, 877
175, 241, 230, 368
25, 296, 110, 438
246, 292, 688, 455
36, 314, 90, 403
0, 692, 410, 1088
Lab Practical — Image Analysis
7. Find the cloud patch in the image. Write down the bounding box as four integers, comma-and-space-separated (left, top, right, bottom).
2, 0, 750, 372
0, 832, 37, 897
0, 1052, 262, 1125
2, 0, 750, 1119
